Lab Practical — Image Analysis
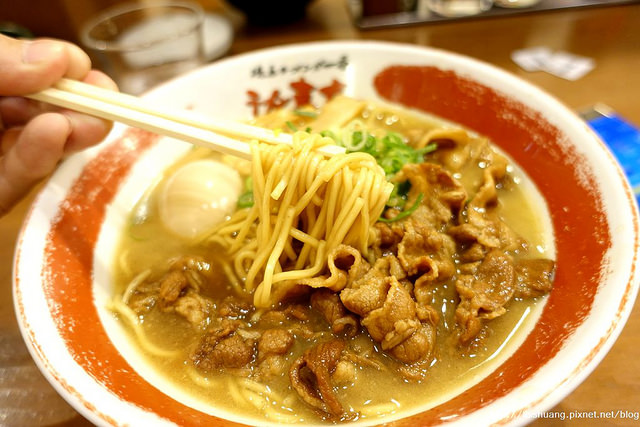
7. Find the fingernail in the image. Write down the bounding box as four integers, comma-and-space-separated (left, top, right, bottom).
22, 40, 64, 64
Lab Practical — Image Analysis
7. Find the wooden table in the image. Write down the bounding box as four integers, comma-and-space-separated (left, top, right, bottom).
1, 1, 639, 425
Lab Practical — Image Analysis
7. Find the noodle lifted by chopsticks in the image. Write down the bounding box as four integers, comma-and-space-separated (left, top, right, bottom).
208, 132, 393, 307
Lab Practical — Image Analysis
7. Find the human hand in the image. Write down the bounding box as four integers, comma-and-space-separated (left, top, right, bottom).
0, 35, 118, 216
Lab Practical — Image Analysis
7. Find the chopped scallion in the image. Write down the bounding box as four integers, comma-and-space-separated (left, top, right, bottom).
378, 193, 424, 223
333, 128, 437, 218
285, 121, 298, 132
237, 177, 254, 208
294, 109, 319, 118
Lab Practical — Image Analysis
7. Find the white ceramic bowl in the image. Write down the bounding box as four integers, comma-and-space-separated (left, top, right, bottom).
13, 41, 640, 426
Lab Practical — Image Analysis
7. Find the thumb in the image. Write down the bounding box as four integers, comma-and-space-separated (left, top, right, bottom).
0, 36, 90, 96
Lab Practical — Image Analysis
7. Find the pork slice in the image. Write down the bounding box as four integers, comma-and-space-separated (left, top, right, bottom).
129, 255, 216, 327
455, 249, 515, 343
395, 162, 467, 228
373, 221, 404, 249
207, 334, 255, 369
397, 217, 457, 304
218, 296, 251, 318
359, 277, 436, 364
158, 270, 189, 306
514, 258, 555, 298
340, 272, 390, 317
389, 323, 436, 364
289, 339, 346, 417
172, 290, 213, 326
192, 320, 255, 371
448, 159, 525, 253
341, 260, 436, 365
311, 288, 359, 337
258, 329, 294, 359
359, 278, 416, 342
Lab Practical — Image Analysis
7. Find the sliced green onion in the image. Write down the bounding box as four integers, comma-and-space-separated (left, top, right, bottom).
320, 130, 338, 140
294, 109, 319, 118
237, 176, 254, 208
341, 129, 369, 152
417, 143, 438, 155
385, 181, 411, 209
285, 121, 298, 132
378, 193, 424, 223
237, 192, 254, 208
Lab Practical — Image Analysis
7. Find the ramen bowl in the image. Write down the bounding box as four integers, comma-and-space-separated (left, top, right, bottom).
13, 41, 640, 426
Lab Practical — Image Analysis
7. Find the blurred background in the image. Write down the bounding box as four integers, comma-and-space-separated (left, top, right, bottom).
1, 0, 638, 116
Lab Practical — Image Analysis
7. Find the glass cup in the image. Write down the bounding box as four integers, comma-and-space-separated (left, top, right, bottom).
427, 0, 493, 17
80, 1, 205, 94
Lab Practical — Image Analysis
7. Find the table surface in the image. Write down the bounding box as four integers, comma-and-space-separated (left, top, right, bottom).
1, 1, 639, 425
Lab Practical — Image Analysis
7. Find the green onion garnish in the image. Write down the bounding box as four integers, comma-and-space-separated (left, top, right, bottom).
378, 193, 424, 223
294, 109, 319, 118
331, 128, 436, 218
237, 192, 254, 209
285, 121, 298, 131
237, 177, 254, 208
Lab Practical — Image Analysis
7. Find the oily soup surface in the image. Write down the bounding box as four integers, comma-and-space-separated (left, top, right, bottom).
111, 100, 554, 423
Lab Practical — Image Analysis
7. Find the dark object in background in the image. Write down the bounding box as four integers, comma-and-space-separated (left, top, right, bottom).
350, 0, 640, 29
361, 0, 417, 16
0, 21, 34, 38
227, 0, 314, 26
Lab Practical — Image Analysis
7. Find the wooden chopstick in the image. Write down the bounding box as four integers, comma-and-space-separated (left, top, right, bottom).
27, 78, 346, 160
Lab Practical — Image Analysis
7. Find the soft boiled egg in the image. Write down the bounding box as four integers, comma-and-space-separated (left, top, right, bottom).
158, 159, 242, 240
